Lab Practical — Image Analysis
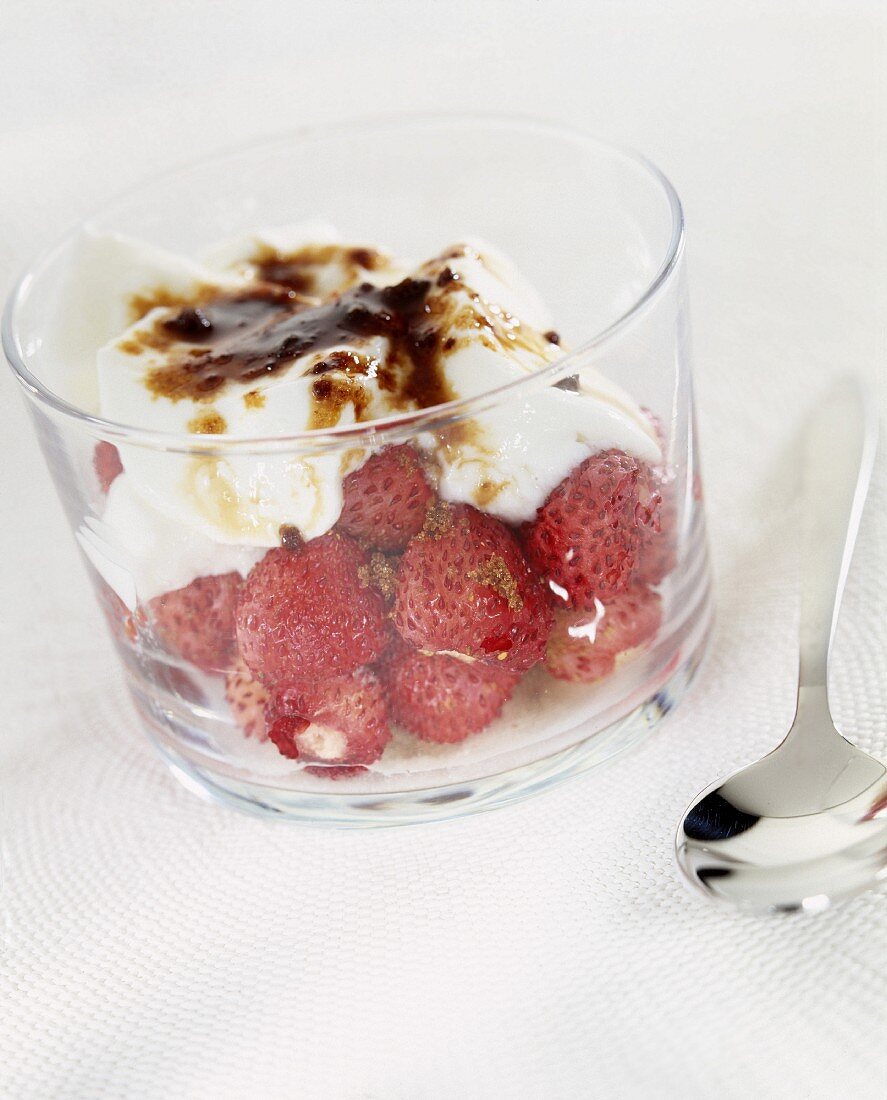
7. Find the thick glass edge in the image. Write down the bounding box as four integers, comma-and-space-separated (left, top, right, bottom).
2, 112, 685, 456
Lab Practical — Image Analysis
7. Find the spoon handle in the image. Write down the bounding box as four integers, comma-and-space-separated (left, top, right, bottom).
798, 379, 877, 689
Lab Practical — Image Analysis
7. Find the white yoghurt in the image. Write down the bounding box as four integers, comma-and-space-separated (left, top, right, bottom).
200, 220, 411, 294
58, 226, 659, 597
78, 475, 263, 607
427, 343, 659, 524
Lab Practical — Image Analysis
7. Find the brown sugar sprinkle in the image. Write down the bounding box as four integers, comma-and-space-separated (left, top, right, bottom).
358, 552, 397, 600
187, 410, 227, 434
468, 554, 524, 611
278, 524, 304, 551
420, 501, 453, 540
395, 446, 419, 470
243, 390, 265, 409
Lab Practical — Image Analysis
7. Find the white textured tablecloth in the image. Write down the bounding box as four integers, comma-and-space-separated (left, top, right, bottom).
2, 3, 886, 1097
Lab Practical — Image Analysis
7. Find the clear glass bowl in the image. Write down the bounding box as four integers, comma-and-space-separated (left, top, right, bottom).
3, 115, 713, 824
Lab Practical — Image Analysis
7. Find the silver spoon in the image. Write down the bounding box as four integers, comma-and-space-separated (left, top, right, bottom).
676, 378, 885, 913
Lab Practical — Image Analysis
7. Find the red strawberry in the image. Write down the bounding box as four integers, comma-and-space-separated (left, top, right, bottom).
357, 551, 398, 604
148, 572, 241, 672
90, 573, 207, 700
635, 465, 678, 586
266, 668, 391, 766
382, 638, 520, 743
634, 411, 678, 586
303, 766, 367, 780
545, 583, 662, 683
546, 619, 616, 682
338, 445, 434, 551
93, 441, 123, 493
236, 534, 389, 682
265, 715, 310, 759
393, 503, 552, 672
225, 659, 270, 741
524, 449, 648, 610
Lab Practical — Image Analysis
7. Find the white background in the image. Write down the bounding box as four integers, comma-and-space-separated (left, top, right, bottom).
2, 3, 886, 1097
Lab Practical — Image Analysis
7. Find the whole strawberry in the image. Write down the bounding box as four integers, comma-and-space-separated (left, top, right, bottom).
266, 668, 391, 766
393, 503, 552, 672
149, 572, 241, 672
236, 534, 389, 683
524, 449, 647, 609
382, 638, 520, 743
545, 583, 662, 683
225, 659, 270, 741
634, 411, 678, 586
635, 465, 678, 586
338, 445, 434, 551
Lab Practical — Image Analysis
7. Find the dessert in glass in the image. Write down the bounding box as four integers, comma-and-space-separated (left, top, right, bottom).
3, 117, 713, 823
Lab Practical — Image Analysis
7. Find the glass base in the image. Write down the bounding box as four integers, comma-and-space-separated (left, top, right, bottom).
141, 604, 713, 827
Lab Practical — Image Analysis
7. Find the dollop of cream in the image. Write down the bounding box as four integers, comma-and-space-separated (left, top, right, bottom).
59, 225, 660, 595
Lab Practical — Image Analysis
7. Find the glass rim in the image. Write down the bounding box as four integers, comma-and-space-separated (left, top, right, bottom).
2, 111, 685, 455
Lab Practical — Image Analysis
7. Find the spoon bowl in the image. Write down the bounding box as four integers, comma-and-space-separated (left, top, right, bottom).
676, 380, 884, 913
677, 690, 887, 912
